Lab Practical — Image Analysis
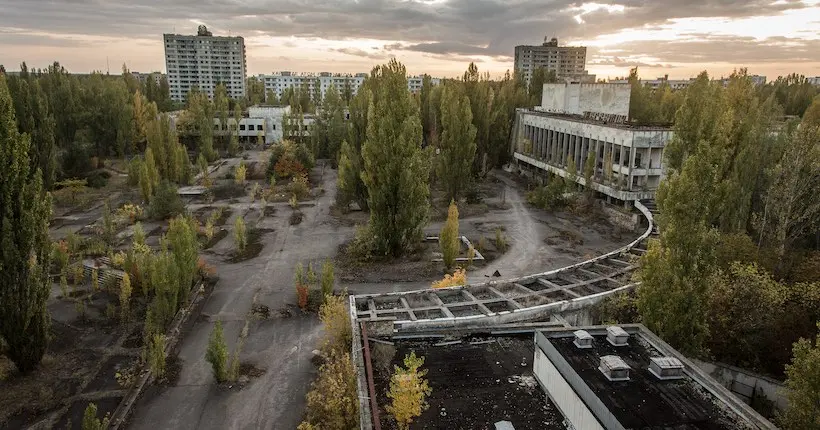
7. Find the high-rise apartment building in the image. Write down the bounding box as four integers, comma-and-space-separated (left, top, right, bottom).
514, 37, 594, 86
163, 25, 246, 102
258, 72, 439, 101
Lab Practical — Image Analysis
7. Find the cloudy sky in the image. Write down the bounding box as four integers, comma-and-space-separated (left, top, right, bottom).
1, 0, 818, 80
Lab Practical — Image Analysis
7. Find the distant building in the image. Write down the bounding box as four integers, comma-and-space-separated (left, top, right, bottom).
130, 71, 165, 86
609, 75, 695, 91
808, 76, 820, 86
163, 25, 247, 102
257, 71, 439, 101
514, 37, 595, 87
513, 82, 673, 205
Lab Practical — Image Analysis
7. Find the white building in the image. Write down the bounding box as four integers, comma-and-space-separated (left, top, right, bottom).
258, 71, 440, 101
513, 82, 673, 204
163, 25, 247, 102
808, 76, 820, 86
514, 37, 595, 87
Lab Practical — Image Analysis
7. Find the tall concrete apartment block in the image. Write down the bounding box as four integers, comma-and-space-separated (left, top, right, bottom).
515, 37, 594, 86
163, 25, 246, 102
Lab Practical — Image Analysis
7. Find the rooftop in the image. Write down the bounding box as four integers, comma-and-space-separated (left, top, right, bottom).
369, 335, 566, 429
523, 108, 673, 131
538, 326, 770, 429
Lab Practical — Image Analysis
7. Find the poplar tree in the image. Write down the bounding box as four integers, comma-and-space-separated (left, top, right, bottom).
437, 85, 476, 202
0, 74, 53, 373
361, 60, 430, 257
338, 79, 372, 210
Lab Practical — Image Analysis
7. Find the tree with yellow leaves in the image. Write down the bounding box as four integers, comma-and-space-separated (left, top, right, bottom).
439, 200, 460, 270
387, 351, 432, 430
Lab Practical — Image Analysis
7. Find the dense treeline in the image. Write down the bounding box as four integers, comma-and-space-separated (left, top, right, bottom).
633, 71, 820, 384
0, 62, 173, 188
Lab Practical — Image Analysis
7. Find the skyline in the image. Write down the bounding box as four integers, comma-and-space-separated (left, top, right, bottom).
1, 0, 819, 80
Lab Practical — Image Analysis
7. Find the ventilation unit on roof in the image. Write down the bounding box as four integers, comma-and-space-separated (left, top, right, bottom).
599, 355, 630, 381
573, 330, 593, 349
606, 326, 629, 346
649, 357, 685, 380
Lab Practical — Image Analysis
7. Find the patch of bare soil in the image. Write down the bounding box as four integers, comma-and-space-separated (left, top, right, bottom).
336, 241, 440, 283
289, 211, 304, 225
227, 228, 271, 263
203, 229, 229, 249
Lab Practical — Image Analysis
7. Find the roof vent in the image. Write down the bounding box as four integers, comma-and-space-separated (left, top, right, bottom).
573, 330, 593, 349
606, 326, 629, 346
649, 357, 684, 380
599, 355, 630, 381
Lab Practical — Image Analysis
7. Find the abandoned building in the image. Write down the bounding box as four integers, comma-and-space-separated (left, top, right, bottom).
512, 82, 673, 205
352, 322, 777, 429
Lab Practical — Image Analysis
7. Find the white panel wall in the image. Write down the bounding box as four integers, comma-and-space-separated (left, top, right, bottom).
534, 348, 605, 430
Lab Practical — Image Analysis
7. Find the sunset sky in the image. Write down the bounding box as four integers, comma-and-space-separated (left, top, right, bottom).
1, 0, 818, 81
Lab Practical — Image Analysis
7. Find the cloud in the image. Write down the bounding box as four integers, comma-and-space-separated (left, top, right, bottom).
588, 57, 677, 69
0, 0, 817, 74
331, 47, 388, 60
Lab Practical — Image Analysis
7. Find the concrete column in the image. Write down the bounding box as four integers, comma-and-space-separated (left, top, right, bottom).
628, 145, 637, 190
541, 128, 547, 160
546, 129, 553, 163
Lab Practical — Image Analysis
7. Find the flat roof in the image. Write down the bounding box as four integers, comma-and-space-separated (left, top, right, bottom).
541, 329, 757, 429
522, 109, 673, 131
369, 335, 566, 429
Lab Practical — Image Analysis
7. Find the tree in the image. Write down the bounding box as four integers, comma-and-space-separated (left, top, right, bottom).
300, 349, 359, 429
120, 273, 132, 320
81, 402, 110, 430
0, 74, 53, 373
206, 320, 229, 382
387, 351, 432, 430
437, 85, 477, 202
439, 201, 460, 270
782, 327, 820, 429
432, 268, 467, 289
528, 67, 557, 105
320, 260, 334, 299
583, 149, 596, 199
361, 60, 430, 257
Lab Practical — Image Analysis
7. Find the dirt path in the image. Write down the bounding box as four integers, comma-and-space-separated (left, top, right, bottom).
130, 165, 350, 430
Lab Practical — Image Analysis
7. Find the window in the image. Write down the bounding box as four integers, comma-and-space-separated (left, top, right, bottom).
257, 125, 263, 131
272, 124, 276, 130
240, 124, 246, 131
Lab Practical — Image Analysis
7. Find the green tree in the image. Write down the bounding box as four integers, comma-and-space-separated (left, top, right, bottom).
437, 85, 477, 202
206, 320, 229, 382
439, 201, 460, 270
166, 216, 199, 295
81, 402, 110, 430
0, 74, 53, 373
300, 349, 359, 429
320, 260, 335, 299
361, 60, 430, 257
782, 326, 820, 429
234, 216, 247, 252
528, 66, 557, 105
387, 351, 432, 430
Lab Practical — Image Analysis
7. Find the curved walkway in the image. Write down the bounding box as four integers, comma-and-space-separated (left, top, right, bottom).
351, 200, 655, 332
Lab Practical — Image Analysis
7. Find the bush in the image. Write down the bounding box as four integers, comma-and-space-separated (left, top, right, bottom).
289, 173, 310, 200
206, 320, 229, 382
235, 162, 247, 185
495, 228, 508, 252
120, 273, 132, 320
432, 268, 467, 289
320, 260, 335, 299
300, 349, 359, 429
81, 402, 110, 430
149, 181, 184, 220
233, 216, 247, 251
527, 177, 567, 211
85, 170, 110, 189
319, 294, 351, 354
275, 157, 306, 179
296, 285, 309, 310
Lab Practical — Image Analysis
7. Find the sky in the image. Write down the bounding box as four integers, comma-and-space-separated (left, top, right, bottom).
0, 0, 818, 81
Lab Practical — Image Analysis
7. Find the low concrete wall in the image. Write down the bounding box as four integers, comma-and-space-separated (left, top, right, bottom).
600, 203, 639, 232
691, 359, 787, 413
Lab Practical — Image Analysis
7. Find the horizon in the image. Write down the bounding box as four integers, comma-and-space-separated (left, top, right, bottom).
1, 0, 819, 81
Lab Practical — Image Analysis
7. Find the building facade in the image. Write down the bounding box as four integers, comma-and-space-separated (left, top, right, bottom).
163, 25, 247, 102
514, 37, 594, 87
257, 71, 439, 101
513, 83, 673, 204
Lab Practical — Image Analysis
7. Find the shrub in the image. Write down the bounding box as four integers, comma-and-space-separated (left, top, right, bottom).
81, 402, 110, 430
527, 177, 567, 211
495, 228, 508, 252
233, 216, 247, 251
439, 200, 460, 270
319, 294, 351, 354
289, 194, 298, 209
432, 268, 467, 289
235, 162, 247, 185
300, 349, 359, 429
307, 262, 317, 286
320, 260, 335, 299
59, 271, 69, 298
132, 222, 146, 247
204, 218, 216, 240
274, 157, 306, 179
206, 320, 229, 382
387, 351, 431, 430
149, 181, 184, 220
147, 333, 166, 379
128, 157, 144, 186
466, 245, 476, 268
91, 268, 99, 292
289, 173, 310, 200
118, 203, 144, 224
52, 240, 70, 272
296, 285, 309, 310
120, 273, 132, 320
